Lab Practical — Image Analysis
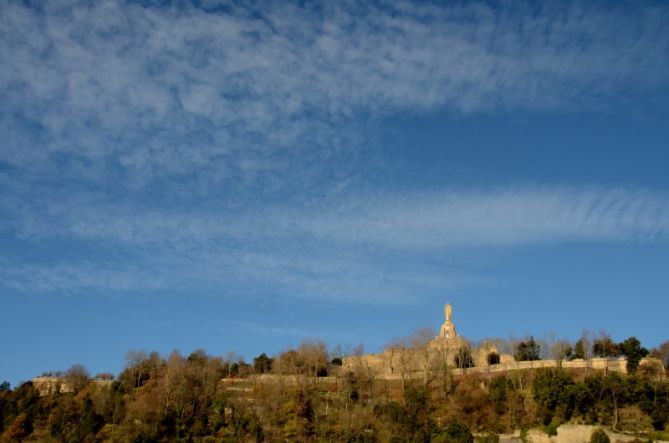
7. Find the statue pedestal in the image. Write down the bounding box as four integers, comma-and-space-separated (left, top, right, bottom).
439, 320, 457, 339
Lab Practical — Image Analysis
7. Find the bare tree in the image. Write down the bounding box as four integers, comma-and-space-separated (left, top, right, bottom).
579, 329, 593, 373
410, 328, 437, 385
64, 364, 90, 393
125, 349, 149, 389
551, 339, 573, 368
651, 340, 669, 369
505, 335, 521, 362
331, 344, 344, 364
298, 339, 329, 377
223, 351, 241, 378
385, 337, 411, 395
537, 336, 551, 361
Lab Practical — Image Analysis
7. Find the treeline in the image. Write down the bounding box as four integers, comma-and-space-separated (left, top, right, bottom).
1, 337, 668, 442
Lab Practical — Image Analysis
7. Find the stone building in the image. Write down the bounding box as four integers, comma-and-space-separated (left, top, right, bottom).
342, 302, 665, 378
343, 303, 506, 374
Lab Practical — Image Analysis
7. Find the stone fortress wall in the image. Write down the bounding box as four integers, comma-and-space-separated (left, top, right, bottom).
343, 352, 665, 379
342, 303, 665, 378
31, 376, 113, 396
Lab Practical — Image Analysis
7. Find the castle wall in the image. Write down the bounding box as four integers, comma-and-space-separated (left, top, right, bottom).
342, 354, 665, 378
344, 305, 666, 380
31, 377, 113, 396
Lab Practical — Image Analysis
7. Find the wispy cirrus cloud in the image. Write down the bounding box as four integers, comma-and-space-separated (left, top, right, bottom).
1, 0, 667, 189
2, 185, 668, 302
2, 1, 669, 304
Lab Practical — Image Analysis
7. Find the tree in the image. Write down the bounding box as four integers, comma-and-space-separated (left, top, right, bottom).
590, 428, 610, 443
186, 348, 208, 364
253, 353, 274, 374
6, 413, 31, 440
402, 386, 435, 441
64, 364, 90, 393
618, 336, 649, 373
593, 333, 620, 358
455, 347, 475, 369
330, 344, 344, 366
488, 376, 509, 416
602, 373, 626, 430
0, 381, 9, 393
514, 337, 540, 361
573, 339, 586, 360
433, 421, 474, 443
410, 328, 438, 384
386, 337, 412, 395
575, 330, 594, 372
123, 349, 149, 389
550, 338, 573, 368
298, 339, 329, 377
532, 368, 575, 425
272, 340, 329, 377
650, 340, 669, 369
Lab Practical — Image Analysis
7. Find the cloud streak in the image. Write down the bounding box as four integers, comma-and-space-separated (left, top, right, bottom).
1, 0, 667, 188
2, 185, 668, 302
2, 1, 669, 303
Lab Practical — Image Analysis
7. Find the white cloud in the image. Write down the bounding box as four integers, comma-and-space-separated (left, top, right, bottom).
293, 188, 669, 249
2, 1, 668, 303
1, 0, 667, 187
2, 185, 668, 302
11, 186, 668, 249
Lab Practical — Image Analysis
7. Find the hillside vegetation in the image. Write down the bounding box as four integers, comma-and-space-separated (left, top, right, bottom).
1, 337, 669, 442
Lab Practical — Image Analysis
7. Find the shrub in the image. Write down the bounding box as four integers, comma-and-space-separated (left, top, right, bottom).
589, 428, 610, 443
543, 422, 558, 436
432, 421, 473, 443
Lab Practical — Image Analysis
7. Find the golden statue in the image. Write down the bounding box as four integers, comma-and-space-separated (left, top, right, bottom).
445, 303, 453, 322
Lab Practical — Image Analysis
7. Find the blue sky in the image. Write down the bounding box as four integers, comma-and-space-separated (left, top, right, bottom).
1, 0, 669, 385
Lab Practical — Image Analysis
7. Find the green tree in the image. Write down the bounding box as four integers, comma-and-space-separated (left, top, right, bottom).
618, 337, 649, 373
593, 335, 619, 358
253, 353, 274, 374
402, 386, 435, 441
488, 377, 509, 416
532, 368, 575, 425
602, 373, 626, 430
572, 339, 586, 360
74, 397, 104, 441
433, 421, 474, 443
515, 337, 540, 361
590, 428, 610, 443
